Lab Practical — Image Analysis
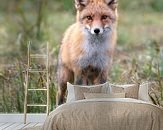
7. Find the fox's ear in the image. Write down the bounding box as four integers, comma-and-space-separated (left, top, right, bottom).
75, 0, 89, 10
105, 0, 118, 10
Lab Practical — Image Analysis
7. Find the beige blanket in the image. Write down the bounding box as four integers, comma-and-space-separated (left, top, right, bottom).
42, 98, 163, 130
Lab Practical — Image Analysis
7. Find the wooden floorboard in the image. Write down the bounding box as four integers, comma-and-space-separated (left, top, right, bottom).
35, 123, 43, 127
0, 123, 6, 127
0, 114, 45, 129
13, 123, 30, 130
0, 122, 43, 130
0, 114, 46, 123
0, 123, 14, 130
22, 123, 38, 129
3, 123, 21, 130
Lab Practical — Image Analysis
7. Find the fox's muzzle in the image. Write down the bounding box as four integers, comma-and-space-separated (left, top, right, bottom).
91, 26, 104, 35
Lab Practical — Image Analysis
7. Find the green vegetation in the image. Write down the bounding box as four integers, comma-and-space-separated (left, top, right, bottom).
0, 0, 163, 113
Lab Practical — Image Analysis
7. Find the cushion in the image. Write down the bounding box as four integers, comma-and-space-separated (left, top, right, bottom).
110, 84, 139, 99
84, 92, 125, 99
139, 82, 159, 104
66, 82, 110, 103
138, 82, 151, 102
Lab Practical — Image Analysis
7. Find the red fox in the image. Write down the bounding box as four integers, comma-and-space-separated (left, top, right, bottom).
57, 0, 118, 105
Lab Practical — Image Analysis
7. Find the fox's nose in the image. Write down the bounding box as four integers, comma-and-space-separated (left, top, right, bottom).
94, 28, 100, 34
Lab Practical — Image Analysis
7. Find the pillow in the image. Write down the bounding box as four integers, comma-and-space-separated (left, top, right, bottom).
66, 82, 111, 103
139, 82, 159, 104
84, 92, 125, 99
138, 82, 151, 102
110, 84, 139, 99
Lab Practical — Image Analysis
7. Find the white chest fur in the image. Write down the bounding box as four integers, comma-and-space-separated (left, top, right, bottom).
77, 34, 111, 70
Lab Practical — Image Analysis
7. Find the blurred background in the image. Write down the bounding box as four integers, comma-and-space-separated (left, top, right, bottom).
0, 0, 163, 113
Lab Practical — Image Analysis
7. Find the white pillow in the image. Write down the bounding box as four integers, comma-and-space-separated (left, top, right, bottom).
66, 82, 111, 103
138, 82, 153, 103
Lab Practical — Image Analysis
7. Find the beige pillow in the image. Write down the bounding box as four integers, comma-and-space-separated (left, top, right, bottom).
139, 82, 159, 104
66, 82, 110, 103
139, 82, 151, 102
84, 93, 125, 99
110, 84, 139, 99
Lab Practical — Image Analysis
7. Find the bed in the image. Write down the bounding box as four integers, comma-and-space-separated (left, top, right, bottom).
42, 82, 163, 130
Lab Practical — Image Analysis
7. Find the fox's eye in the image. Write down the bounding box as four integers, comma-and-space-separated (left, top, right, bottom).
86, 16, 93, 21
101, 15, 108, 20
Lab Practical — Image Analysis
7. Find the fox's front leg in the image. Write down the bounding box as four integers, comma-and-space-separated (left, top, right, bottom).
74, 72, 87, 85
57, 65, 73, 106
94, 70, 108, 84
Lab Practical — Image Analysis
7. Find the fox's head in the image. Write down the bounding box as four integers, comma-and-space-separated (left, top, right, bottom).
75, 0, 118, 35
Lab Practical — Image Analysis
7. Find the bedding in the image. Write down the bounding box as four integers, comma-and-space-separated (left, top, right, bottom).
84, 92, 125, 99
138, 82, 153, 103
138, 82, 161, 104
66, 82, 111, 102
42, 98, 163, 130
110, 84, 139, 99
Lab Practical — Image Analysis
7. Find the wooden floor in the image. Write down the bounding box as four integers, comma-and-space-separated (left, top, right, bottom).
0, 122, 43, 130
0, 114, 46, 130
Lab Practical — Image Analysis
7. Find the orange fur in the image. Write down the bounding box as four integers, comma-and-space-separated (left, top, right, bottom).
57, 0, 118, 105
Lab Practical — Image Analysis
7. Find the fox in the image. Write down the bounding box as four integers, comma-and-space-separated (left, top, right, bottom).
57, 0, 118, 105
